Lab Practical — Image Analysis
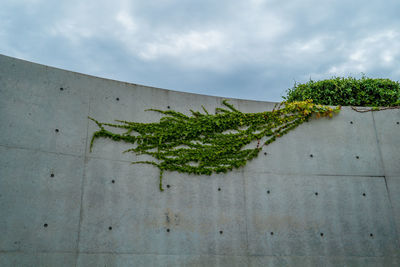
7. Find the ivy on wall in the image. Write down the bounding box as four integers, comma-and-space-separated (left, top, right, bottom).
89, 100, 340, 191
284, 76, 400, 107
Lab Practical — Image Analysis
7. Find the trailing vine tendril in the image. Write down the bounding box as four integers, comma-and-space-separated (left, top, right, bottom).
89, 100, 340, 191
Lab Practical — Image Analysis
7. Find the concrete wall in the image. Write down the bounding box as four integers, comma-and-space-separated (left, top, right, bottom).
1, 54, 399, 266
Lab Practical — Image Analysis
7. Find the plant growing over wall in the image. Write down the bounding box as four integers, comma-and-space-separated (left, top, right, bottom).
284, 76, 400, 107
89, 100, 340, 191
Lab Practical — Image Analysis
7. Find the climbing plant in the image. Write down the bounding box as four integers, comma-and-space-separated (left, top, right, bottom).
284, 76, 400, 107
89, 100, 340, 191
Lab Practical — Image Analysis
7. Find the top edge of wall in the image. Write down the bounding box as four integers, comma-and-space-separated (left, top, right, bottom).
0, 53, 279, 105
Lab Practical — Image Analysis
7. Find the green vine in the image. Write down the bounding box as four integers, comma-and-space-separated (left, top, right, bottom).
284, 76, 400, 107
89, 100, 340, 191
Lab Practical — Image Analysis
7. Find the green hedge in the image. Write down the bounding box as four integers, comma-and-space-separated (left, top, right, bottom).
283, 76, 400, 107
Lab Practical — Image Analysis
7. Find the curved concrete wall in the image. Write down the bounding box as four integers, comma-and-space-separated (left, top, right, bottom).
1, 54, 400, 266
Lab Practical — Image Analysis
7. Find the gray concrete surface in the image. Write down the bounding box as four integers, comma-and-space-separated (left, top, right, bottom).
0, 54, 399, 266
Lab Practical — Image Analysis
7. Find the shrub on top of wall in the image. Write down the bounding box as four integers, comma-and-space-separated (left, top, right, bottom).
283, 76, 400, 107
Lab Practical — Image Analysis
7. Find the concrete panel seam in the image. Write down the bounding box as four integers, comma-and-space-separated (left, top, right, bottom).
372, 112, 400, 246
86, 155, 135, 164
248, 253, 400, 258
0, 143, 82, 158
0, 250, 77, 254
372, 112, 389, 183
80, 155, 389, 178
2, 250, 397, 260
248, 255, 400, 261
76, 251, 250, 256
241, 169, 251, 265
244, 170, 385, 178
74, 101, 91, 267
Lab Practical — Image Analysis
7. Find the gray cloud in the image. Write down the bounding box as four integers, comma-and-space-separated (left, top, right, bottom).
1, 0, 400, 101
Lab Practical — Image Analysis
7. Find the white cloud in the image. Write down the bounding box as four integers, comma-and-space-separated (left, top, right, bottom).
46, 1, 123, 44
49, 21, 94, 44
116, 11, 137, 33
287, 36, 331, 54
328, 30, 400, 76
138, 30, 225, 62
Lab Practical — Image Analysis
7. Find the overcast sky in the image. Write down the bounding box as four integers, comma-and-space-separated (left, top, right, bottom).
1, 0, 400, 101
